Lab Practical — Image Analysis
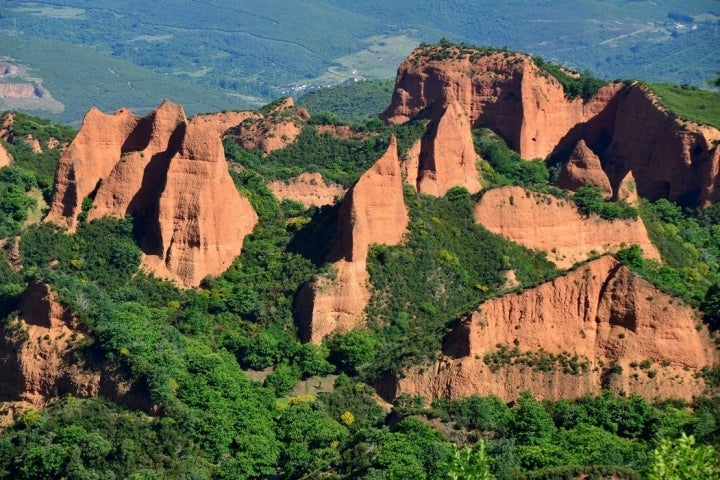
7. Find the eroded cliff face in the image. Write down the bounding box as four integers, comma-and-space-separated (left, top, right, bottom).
269, 172, 346, 208
404, 97, 481, 196
382, 46, 619, 160
385, 256, 717, 403
557, 140, 612, 195
600, 84, 720, 206
0, 282, 97, 406
0, 282, 153, 412
45, 100, 258, 287
297, 136, 408, 343
475, 186, 659, 268
383, 46, 720, 207
229, 97, 309, 156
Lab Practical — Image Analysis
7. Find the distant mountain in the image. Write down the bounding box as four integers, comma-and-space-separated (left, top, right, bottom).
1, 0, 718, 121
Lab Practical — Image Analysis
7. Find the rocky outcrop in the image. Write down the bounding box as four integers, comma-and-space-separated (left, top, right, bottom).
599, 84, 720, 206
382, 46, 621, 160
0, 282, 97, 405
297, 136, 408, 343
0, 142, 10, 167
384, 256, 717, 403
0, 282, 153, 410
557, 140, 612, 195
0, 83, 41, 99
615, 170, 639, 205
269, 172, 346, 208
383, 46, 720, 207
404, 97, 481, 196
475, 186, 659, 268
230, 97, 309, 156
46, 100, 258, 287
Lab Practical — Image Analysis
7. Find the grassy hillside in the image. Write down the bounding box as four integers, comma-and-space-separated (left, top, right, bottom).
646, 83, 720, 129
2, 0, 718, 121
0, 36, 249, 123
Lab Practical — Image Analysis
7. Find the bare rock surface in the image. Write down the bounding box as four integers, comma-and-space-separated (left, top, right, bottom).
269, 172, 346, 208
557, 140, 612, 195
384, 256, 717, 403
297, 136, 408, 343
46, 100, 258, 287
475, 186, 659, 268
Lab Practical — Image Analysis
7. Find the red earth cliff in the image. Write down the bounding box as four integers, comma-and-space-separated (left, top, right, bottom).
229, 97, 309, 156
297, 136, 408, 343
382, 46, 620, 160
45, 100, 258, 287
0, 282, 152, 411
269, 172, 346, 208
475, 186, 659, 268
383, 46, 720, 207
404, 97, 481, 196
557, 140, 612, 195
383, 256, 718, 404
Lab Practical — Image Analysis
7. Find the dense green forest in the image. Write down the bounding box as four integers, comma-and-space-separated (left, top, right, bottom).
1, 0, 718, 122
2, 76, 720, 479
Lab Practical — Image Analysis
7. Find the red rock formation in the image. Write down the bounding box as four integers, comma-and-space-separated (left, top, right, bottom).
600, 84, 720, 205
0, 282, 154, 410
269, 172, 346, 208
615, 170, 639, 205
384, 256, 717, 403
46, 100, 258, 287
405, 97, 481, 196
384, 47, 720, 207
382, 46, 621, 160
144, 119, 258, 287
0, 282, 99, 405
0, 142, 10, 167
557, 140, 612, 195
475, 186, 659, 268
298, 136, 408, 343
230, 97, 308, 155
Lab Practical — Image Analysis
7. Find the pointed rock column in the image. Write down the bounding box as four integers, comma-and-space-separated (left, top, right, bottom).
297, 136, 408, 343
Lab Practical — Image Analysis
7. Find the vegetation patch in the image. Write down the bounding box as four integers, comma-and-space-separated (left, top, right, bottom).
645, 82, 720, 129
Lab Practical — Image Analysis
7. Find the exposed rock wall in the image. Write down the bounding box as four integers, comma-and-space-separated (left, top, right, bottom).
45, 100, 258, 287
475, 186, 659, 268
0, 282, 154, 411
600, 84, 720, 205
406, 97, 481, 196
382, 47, 620, 160
269, 172, 346, 208
0, 282, 98, 405
384, 256, 717, 403
230, 97, 309, 155
383, 47, 720, 207
557, 140, 612, 195
297, 136, 408, 343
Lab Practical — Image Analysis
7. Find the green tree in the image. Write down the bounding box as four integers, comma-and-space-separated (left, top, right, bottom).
646, 434, 720, 480
442, 441, 496, 480
509, 391, 556, 446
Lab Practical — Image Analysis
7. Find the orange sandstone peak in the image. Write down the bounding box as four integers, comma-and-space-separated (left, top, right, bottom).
382, 48, 618, 160
297, 136, 408, 343
385, 256, 717, 403
384, 47, 720, 207
475, 186, 659, 268
557, 140, 612, 195
406, 97, 481, 196
45, 100, 258, 287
